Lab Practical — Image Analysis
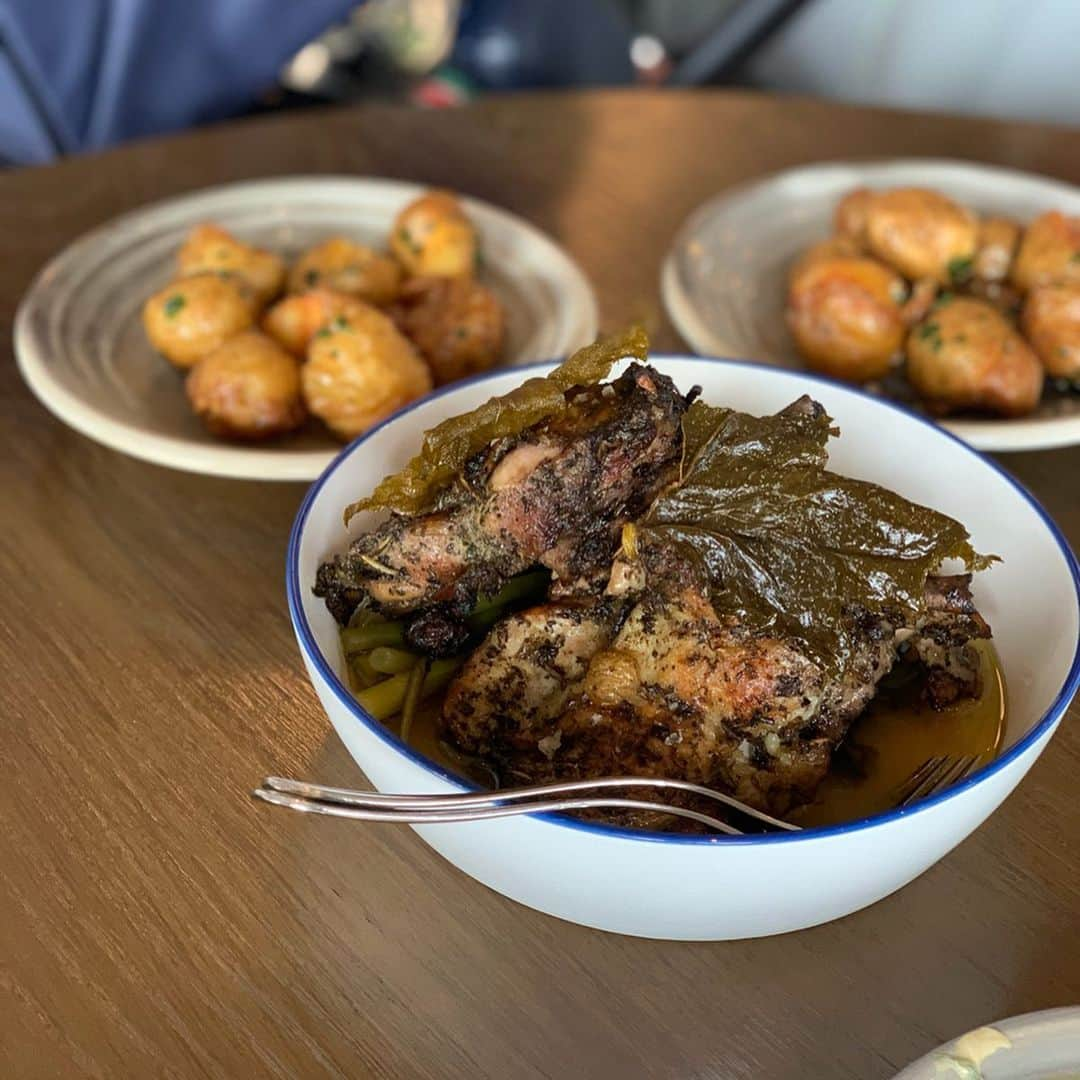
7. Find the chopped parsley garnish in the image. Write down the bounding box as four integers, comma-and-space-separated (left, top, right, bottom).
398, 227, 420, 255
333, 315, 350, 330
918, 321, 943, 351
304, 268, 320, 286
1071, 252, 1080, 264
163, 294, 186, 318
933, 291, 954, 309
947, 255, 974, 284
314, 326, 332, 339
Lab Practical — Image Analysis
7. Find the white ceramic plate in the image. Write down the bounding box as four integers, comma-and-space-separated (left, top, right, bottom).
287, 356, 1080, 940
893, 1007, 1080, 1079
14, 176, 598, 481
661, 159, 1080, 452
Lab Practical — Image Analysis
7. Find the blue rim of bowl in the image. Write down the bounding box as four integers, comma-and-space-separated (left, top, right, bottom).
286, 355, 1080, 846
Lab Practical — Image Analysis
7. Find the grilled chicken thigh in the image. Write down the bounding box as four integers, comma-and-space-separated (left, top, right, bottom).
315, 364, 689, 630
443, 556, 990, 819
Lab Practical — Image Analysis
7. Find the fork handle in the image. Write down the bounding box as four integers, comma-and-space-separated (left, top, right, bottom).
254, 787, 744, 835
264, 774, 798, 831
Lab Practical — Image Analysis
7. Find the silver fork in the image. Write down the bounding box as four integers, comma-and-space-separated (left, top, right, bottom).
893, 753, 981, 808
253, 755, 981, 835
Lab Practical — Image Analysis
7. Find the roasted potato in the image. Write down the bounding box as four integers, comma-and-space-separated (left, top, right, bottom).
833, 188, 873, 246
142, 272, 255, 368
390, 190, 477, 278
394, 276, 506, 384
973, 217, 1020, 283
262, 289, 372, 357
1010, 210, 1080, 293
788, 236, 864, 281
301, 303, 431, 440
1021, 282, 1080, 381
863, 188, 978, 284
177, 224, 286, 307
185, 330, 305, 439
287, 237, 402, 305
786, 255, 906, 381
906, 297, 1043, 416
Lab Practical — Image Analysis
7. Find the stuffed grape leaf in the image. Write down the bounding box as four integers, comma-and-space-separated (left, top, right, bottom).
344, 327, 649, 523
640, 398, 994, 677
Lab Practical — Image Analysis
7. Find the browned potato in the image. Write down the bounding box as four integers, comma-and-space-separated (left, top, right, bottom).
864, 188, 978, 284
286, 237, 402, 304
786, 255, 906, 381
787, 236, 864, 282
301, 303, 431, 440
185, 331, 305, 439
973, 217, 1020, 283
1021, 282, 1080, 380
393, 276, 506, 384
262, 289, 372, 357
177, 223, 286, 306
142, 273, 255, 368
1010, 210, 1080, 292
906, 297, 1043, 416
833, 188, 873, 246
390, 190, 477, 278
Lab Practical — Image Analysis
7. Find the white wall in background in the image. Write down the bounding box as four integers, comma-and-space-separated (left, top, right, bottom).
748, 0, 1079, 127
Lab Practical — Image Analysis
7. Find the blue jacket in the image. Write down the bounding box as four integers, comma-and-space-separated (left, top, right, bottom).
0, 0, 353, 164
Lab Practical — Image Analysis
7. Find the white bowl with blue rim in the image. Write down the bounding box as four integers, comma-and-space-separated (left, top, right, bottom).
286, 355, 1080, 941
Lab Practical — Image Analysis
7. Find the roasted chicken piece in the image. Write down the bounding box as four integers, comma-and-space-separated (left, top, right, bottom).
443, 549, 990, 821
442, 601, 622, 759
314, 364, 690, 629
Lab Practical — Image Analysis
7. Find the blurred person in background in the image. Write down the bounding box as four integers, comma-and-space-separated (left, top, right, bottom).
0, 0, 636, 166
0, 0, 355, 164
1, 0, 1076, 167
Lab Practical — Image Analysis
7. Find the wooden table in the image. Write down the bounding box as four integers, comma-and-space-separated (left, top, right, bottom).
2, 90, 1078, 1080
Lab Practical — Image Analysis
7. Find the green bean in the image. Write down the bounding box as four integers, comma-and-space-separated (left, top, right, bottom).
347, 652, 381, 690
399, 659, 429, 743
341, 622, 405, 653
347, 606, 386, 629
471, 570, 549, 615
467, 605, 505, 634
354, 658, 463, 721
369, 646, 419, 675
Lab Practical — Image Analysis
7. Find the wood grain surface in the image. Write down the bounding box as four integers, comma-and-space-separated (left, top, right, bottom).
1, 90, 1078, 1080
